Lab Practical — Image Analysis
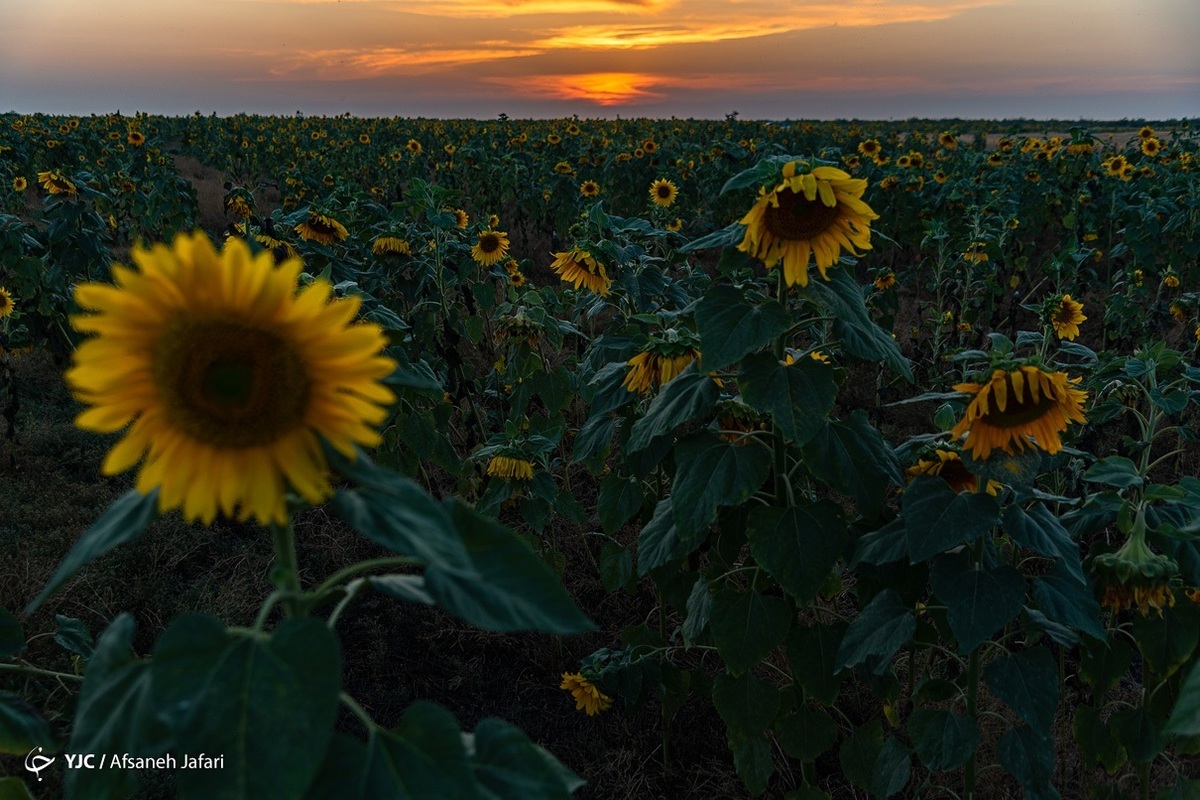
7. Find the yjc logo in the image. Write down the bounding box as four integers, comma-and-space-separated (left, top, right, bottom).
24, 746, 55, 781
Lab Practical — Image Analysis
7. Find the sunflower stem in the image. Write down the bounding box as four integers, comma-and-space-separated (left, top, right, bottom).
270, 518, 303, 618
772, 268, 789, 505
0, 662, 84, 683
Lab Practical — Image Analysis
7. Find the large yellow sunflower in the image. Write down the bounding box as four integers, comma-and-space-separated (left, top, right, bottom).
1050, 294, 1086, 340
949, 365, 1087, 460
736, 162, 878, 287
550, 249, 610, 296
0, 287, 14, 318
649, 178, 678, 207
621, 349, 699, 394
295, 213, 348, 245
66, 232, 396, 526
559, 672, 612, 716
38, 170, 76, 196
471, 230, 511, 267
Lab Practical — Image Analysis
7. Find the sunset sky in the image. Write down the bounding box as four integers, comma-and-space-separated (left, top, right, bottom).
2, 0, 1197, 119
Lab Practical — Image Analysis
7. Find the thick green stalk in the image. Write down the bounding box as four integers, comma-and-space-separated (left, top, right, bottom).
270, 518, 303, 618
772, 268, 789, 504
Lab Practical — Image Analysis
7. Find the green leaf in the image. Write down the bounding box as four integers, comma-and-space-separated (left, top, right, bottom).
853, 518, 909, 566
572, 413, 617, 463
903, 476, 1000, 563
908, 709, 979, 771
1004, 503, 1085, 583
1112, 706, 1164, 764
627, 370, 719, 452
26, 489, 159, 613
0, 608, 23, 660
713, 671, 780, 738
683, 576, 714, 645
598, 541, 633, 593
1132, 603, 1200, 678
150, 615, 341, 800
66, 614, 169, 800
598, 473, 644, 534
984, 647, 1059, 732
931, 554, 1027, 654
53, 615, 94, 661
728, 733, 774, 797
1158, 778, 1200, 800
806, 269, 913, 381
426, 502, 594, 634
998, 725, 1058, 799
774, 705, 837, 761
681, 221, 745, 254
838, 721, 883, 792
1083, 456, 1144, 489
747, 501, 846, 606
1032, 565, 1106, 640
871, 737, 912, 800
738, 352, 837, 446
0, 777, 35, 800
695, 284, 791, 373
636, 498, 700, 575
470, 717, 585, 799
801, 411, 903, 519
0, 692, 55, 755
836, 590, 915, 673
787, 622, 847, 705
710, 589, 792, 675
1080, 636, 1133, 695
1166, 661, 1200, 737
368, 575, 435, 606
671, 432, 772, 540
1073, 705, 1127, 774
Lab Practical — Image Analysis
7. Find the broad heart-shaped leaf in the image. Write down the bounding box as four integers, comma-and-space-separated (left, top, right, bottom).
1083, 455, 1144, 489
930, 554, 1027, 655
710, 589, 793, 675
695, 283, 791, 373
902, 476, 1000, 563
738, 352, 837, 447
671, 432, 772, 541
787, 622, 847, 705
0, 607, 23, 660
1112, 707, 1164, 765
26, 489, 159, 613
870, 737, 912, 800
1003, 503, 1085, 584
713, 671, 781, 738
1032, 564, 1106, 640
774, 705, 838, 761
1132, 603, 1200, 678
66, 614, 170, 800
572, 412, 617, 464
728, 732, 774, 797
627, 369, 719, 452
424, 502, 594, 634
984, 647, 1059, 733
1073, 705, 1127, 774
0, 692, 56, 755
1166, 661, 1200, 736
1080, 635, 1133, 696
636, 498, 702, 575
801, 411, 902, 520
683, 576, 714, 645
149, 614, 341, 800
805, 269, 913, 381
469, 717, 585, 799
598, 472, 644, 534
747, 501, 846, 606
836, 590, 915, 674
908, 709, 979, 771
998, 725, 1059, 799
54, 615, 94, 661
839, 721, 884, 792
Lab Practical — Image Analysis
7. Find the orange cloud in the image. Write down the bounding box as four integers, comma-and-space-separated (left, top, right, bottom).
486, 72, 791, 105
240, 0, 675, 18
262, 45, 542, 79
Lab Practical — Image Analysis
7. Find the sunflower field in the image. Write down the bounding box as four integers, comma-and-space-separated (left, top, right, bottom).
1, 112, 1199, 800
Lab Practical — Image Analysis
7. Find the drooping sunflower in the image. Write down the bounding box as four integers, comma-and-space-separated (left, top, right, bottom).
486, 455, 534, 481
38, 170, 76, 196
406, 139, 422, 155
550, 249, 610, 296
1050, 294, 1087, 340
938, 131, 958, 149
560, 673, 612, 716
962, 242, 989, 264
905, 449, 1000, 495
649, 178, 678, 207
451, 208, 469, 228
471, 230, 511, 267
66, 232, 397, 526
949, 365, 1088, 460
873, 272, 896, 291
736, 162, 878, 287
0, 288, 14, 318
372, 236, 411, 256
295, 212, 348, 245
579, 180, 600, 198
621, 349, 699, 395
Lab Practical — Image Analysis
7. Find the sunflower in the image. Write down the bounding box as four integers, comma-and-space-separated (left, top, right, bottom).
406, 139, 422, 155
1050, 294, 1086, 340
857, 139, 881, 158
127, 131, 145, 147
550, 249, 610, 296
66, 232, 396, 526
949, 365, 1088, 460
1138, 125, 1155, 141
554, 161, 575, 175
933, 170, 948, 184
873, 272, 896, 291
666, 218, 683, 232
546, 134, 561, 145
12, 176, 27, 192
621, 349, 699, 394
471, 230, 511, 267
486, 455, 534, 481
0, 288, 14, 318
1164, 274, 1180, 289
449, 208, 468, 228
1104, 155, 1128, 177
939, 131, 958, 149
962, 242, 988, 264
579, 180, 600, 198
905, 449, 1000, 495
736, 162, 878, 288
649, 178, 678, 207
358, 133, 371, 145
294, 212, 348, 245
372, 236, 411, 256
37, 170, 76, 196
560, 673, 611, 716
987, 152, 1005, 167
